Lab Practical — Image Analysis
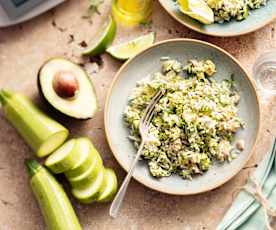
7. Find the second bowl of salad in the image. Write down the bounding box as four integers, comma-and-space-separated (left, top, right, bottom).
159, 0, 276, 37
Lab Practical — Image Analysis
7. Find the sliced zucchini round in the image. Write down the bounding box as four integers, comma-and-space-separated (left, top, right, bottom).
37, 131, 69, 158
65, 137, 94, 178
45, 139, 80, 174
97, 168, 118, 202
72, 167, 105, 204
68, 153, 103, 188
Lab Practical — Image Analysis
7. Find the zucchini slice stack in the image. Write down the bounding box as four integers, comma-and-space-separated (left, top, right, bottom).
45, 137, 118, 203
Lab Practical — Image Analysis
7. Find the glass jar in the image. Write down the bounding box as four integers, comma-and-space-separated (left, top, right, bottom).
112, 0, 153, 26
253, 50, 276, 99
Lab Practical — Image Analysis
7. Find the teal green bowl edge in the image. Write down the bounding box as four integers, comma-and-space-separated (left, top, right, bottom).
159, 0, 276, 37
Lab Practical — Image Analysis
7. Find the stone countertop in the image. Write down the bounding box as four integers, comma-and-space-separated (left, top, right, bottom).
0, 1, 275, 229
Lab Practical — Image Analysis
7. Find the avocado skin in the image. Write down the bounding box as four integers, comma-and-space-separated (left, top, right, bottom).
37, 57, 98, 120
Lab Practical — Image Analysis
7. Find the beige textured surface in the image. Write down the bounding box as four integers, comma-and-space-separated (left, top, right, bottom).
0, 1, 275, 229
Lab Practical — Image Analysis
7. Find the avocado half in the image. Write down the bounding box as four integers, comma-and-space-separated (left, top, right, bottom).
38, 58, 98, 119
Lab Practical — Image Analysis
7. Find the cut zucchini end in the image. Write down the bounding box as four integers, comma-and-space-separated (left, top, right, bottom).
37, 130, 69, 158
97, 168, 118, 202
45, 138, 79, 174
46, 139, 76, 164
72, 167, 105, 204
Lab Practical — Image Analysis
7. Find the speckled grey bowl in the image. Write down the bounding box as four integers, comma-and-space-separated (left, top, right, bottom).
159, 0, 276, 37
105, 39, 260, 195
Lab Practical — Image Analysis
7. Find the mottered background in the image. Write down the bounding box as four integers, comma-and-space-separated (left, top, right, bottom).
0, 0, 275, 229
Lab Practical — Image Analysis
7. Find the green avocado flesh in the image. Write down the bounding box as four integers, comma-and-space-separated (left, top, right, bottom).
38, 58, 98, 119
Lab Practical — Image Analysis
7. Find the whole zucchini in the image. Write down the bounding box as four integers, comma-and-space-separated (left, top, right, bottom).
26, 160, 82, 230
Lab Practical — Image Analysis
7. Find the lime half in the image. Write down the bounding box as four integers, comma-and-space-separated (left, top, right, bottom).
82, 16, 117, 56
106, 32, 155, 60
178, 0, 214, 25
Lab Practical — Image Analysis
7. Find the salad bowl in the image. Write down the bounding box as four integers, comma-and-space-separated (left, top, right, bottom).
159, 0, 276, 37
104, 39, 260, 195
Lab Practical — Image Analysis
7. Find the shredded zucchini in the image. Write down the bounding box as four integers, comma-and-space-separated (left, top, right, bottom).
124, 58, 244, 179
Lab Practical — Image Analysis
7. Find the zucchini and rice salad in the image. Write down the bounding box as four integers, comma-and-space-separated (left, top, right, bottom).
124, 58, 245, 179
206, 0, 268, 23
176, 0, 269, 24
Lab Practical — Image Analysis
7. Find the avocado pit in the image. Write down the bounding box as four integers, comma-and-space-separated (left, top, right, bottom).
53, 71, 79, 99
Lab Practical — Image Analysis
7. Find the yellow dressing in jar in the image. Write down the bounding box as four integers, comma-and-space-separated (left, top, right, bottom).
112, 0, 152, 26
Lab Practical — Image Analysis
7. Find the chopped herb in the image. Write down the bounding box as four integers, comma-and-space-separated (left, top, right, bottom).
78, 41, 88, 48
88, 0, 104, 15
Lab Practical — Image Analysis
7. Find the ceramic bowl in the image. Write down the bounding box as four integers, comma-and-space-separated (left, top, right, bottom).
159, 0, 276, 37
105, 39, 260, 195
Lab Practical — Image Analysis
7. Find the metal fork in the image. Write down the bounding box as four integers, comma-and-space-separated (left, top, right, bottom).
109, 89, 164, 218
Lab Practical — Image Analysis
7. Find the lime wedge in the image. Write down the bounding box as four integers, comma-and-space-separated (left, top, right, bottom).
82, 16, 116, 56
106, 32, 155, 60
178, 0, 214, 24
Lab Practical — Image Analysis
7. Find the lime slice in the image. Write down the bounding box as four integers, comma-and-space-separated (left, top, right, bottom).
82, 16, 116, 56
72, 167, 105, 204
45, 139, 80, 174
106, 32, 155, 60
97, 168, 118, 202
178, 0, 214, 24
64, 138, 94, 178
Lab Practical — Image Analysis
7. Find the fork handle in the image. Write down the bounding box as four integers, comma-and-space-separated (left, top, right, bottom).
109, 141, 145, 218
